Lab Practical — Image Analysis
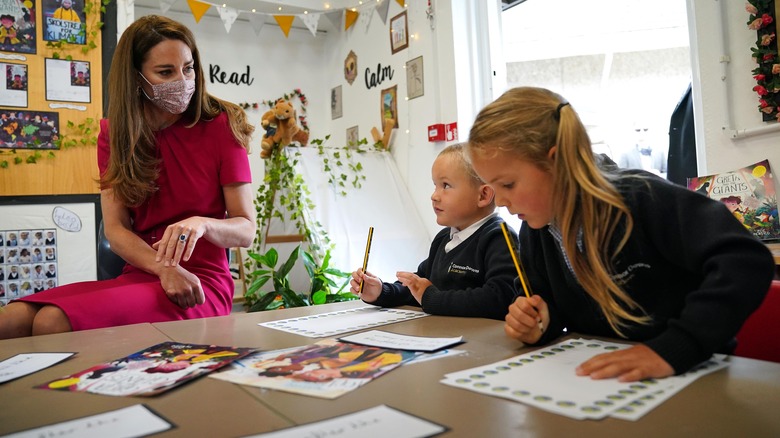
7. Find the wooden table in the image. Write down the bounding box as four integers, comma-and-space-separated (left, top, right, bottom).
3, 302, 780, 437
153, 302, 780, 437
0, 323, 291, 437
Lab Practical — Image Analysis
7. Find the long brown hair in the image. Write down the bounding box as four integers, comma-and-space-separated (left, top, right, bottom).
101, 15, 254, 207
468, 87, 648, 335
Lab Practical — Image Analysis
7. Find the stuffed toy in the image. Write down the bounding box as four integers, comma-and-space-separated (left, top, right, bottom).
260, 99, 309, 159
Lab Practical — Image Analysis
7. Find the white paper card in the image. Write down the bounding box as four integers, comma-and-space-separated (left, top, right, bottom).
260, 306, 429, 338
246, 405, 446, 438
4, 404, 172, 438
339, 330, 463, 352
441, 338, 729, 421
0, 352, 74, 384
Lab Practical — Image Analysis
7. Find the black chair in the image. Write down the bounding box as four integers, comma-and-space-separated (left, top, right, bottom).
97, 220, 126, 280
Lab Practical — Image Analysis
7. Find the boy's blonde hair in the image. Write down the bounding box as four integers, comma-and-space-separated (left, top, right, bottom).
467, 87, 648, 336
439, 143, 485, 188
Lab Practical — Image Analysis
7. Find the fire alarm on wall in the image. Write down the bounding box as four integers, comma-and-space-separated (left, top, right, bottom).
428, 124, 445, 142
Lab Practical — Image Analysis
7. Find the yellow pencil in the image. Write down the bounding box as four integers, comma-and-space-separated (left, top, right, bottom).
501, 222, 532, 298
500, 222, 544, 333
359, 226, 374, 294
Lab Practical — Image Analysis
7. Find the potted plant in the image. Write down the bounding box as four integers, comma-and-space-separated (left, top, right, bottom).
243, 245, 355, 312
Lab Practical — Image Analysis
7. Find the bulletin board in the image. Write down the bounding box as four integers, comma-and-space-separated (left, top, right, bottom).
0, 0, 105, 196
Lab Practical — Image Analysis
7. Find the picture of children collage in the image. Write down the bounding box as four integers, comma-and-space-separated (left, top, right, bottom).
0, 228, 58, 306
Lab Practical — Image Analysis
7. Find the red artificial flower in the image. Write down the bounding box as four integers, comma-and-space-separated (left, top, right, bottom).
755, 73, 766, 81
762, 13, 773, 26
763, 53, 775, 61
760, 99, 769, 107
754, 84, 769, 95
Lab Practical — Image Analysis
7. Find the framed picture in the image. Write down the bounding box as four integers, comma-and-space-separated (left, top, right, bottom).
346, 125, 359, 148
406, 56, 424, 100
380, 85, 399, 129
344, 50, 358, 85
331, 85, 343, 120
0, 194, 101, 305
390, 11, 409, 54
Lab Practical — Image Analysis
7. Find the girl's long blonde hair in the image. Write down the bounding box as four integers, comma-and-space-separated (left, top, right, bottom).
468, 87, 648, 335
101, 15, 254, 207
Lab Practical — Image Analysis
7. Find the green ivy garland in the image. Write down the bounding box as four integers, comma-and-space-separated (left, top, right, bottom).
748, 0, 780, 121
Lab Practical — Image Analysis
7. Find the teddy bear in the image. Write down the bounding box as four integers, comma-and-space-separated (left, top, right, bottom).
260, 99, 309, 159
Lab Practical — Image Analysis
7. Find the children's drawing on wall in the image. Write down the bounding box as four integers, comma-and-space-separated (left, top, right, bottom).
43, 0, 86, 45
0, 228, 58, 306
0, 62, 27, 107
0, 109, 60, 149
0, 0, 36, 54
406, 56, 424, 100
45, 58, 90, 103
346, 125, 359, 148
380, 85, 398, 128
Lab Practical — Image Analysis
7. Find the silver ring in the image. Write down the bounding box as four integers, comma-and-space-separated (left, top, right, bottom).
179, 234, 187, 242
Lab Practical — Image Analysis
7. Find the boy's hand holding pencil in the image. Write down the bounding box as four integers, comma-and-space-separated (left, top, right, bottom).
350, 269, 382, 302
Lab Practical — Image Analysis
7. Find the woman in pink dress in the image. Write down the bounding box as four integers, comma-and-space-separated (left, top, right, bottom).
0, 15, 256, 339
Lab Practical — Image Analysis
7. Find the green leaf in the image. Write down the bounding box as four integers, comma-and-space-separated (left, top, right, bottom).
312, 290, 327, 305
278, 246, 300, 278
249, 292, 280, 312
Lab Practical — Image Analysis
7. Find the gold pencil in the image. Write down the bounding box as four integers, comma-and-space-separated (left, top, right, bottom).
359, 227, 374, 294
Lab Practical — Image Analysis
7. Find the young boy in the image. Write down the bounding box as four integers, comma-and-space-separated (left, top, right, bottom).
350, 143, 519, 320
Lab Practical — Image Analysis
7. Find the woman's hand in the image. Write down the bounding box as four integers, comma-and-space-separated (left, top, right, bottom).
158, 264, 205, 309
350, 269, 382, 303
575, 344, 675, 382
152, 217, 211, 267
504, 295, 547, 344
396, 271, 432, 304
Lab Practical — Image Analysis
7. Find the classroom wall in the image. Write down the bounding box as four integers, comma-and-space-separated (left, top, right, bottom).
134, 6, 329, 201
689, 0, 780, 175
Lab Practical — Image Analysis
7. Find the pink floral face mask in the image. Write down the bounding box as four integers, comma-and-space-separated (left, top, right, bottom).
138, 73, 195, 115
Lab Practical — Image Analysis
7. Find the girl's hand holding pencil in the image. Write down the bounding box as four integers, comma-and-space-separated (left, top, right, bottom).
504, 295, 548, 344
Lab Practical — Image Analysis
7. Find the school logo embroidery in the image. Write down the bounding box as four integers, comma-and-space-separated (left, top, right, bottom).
448, 263, 480, 275
611, 263, 651, 285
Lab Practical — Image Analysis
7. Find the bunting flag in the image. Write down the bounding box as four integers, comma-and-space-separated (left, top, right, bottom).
358, 6, 373, 32
159, 0, 176, 13
274, 15, 295, 38
323, 10, 342, 30
216, 5, 239, 33
345, 10, 358, 31
376, 0, 390, 24
395, 0, 405, 7
186, 0, 210, 23
247, 14, 266, 37
299, 13, 321, 37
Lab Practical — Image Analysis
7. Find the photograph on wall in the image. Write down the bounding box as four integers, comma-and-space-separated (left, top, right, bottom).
45, 58, 91, 103
0, 109, 60, 149
0, 0, 36, 54
331, 85, 343, 120
0, 62, 27, 107
0, 228, 58, 306
346, 125, 359, 148
406, 56, 424, 100
42, 0, 86, 45
389, 11, 408, 54
380, 85, 399, 128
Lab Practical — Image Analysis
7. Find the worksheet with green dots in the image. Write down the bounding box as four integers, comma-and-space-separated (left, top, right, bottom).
441, 338, 728, 420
